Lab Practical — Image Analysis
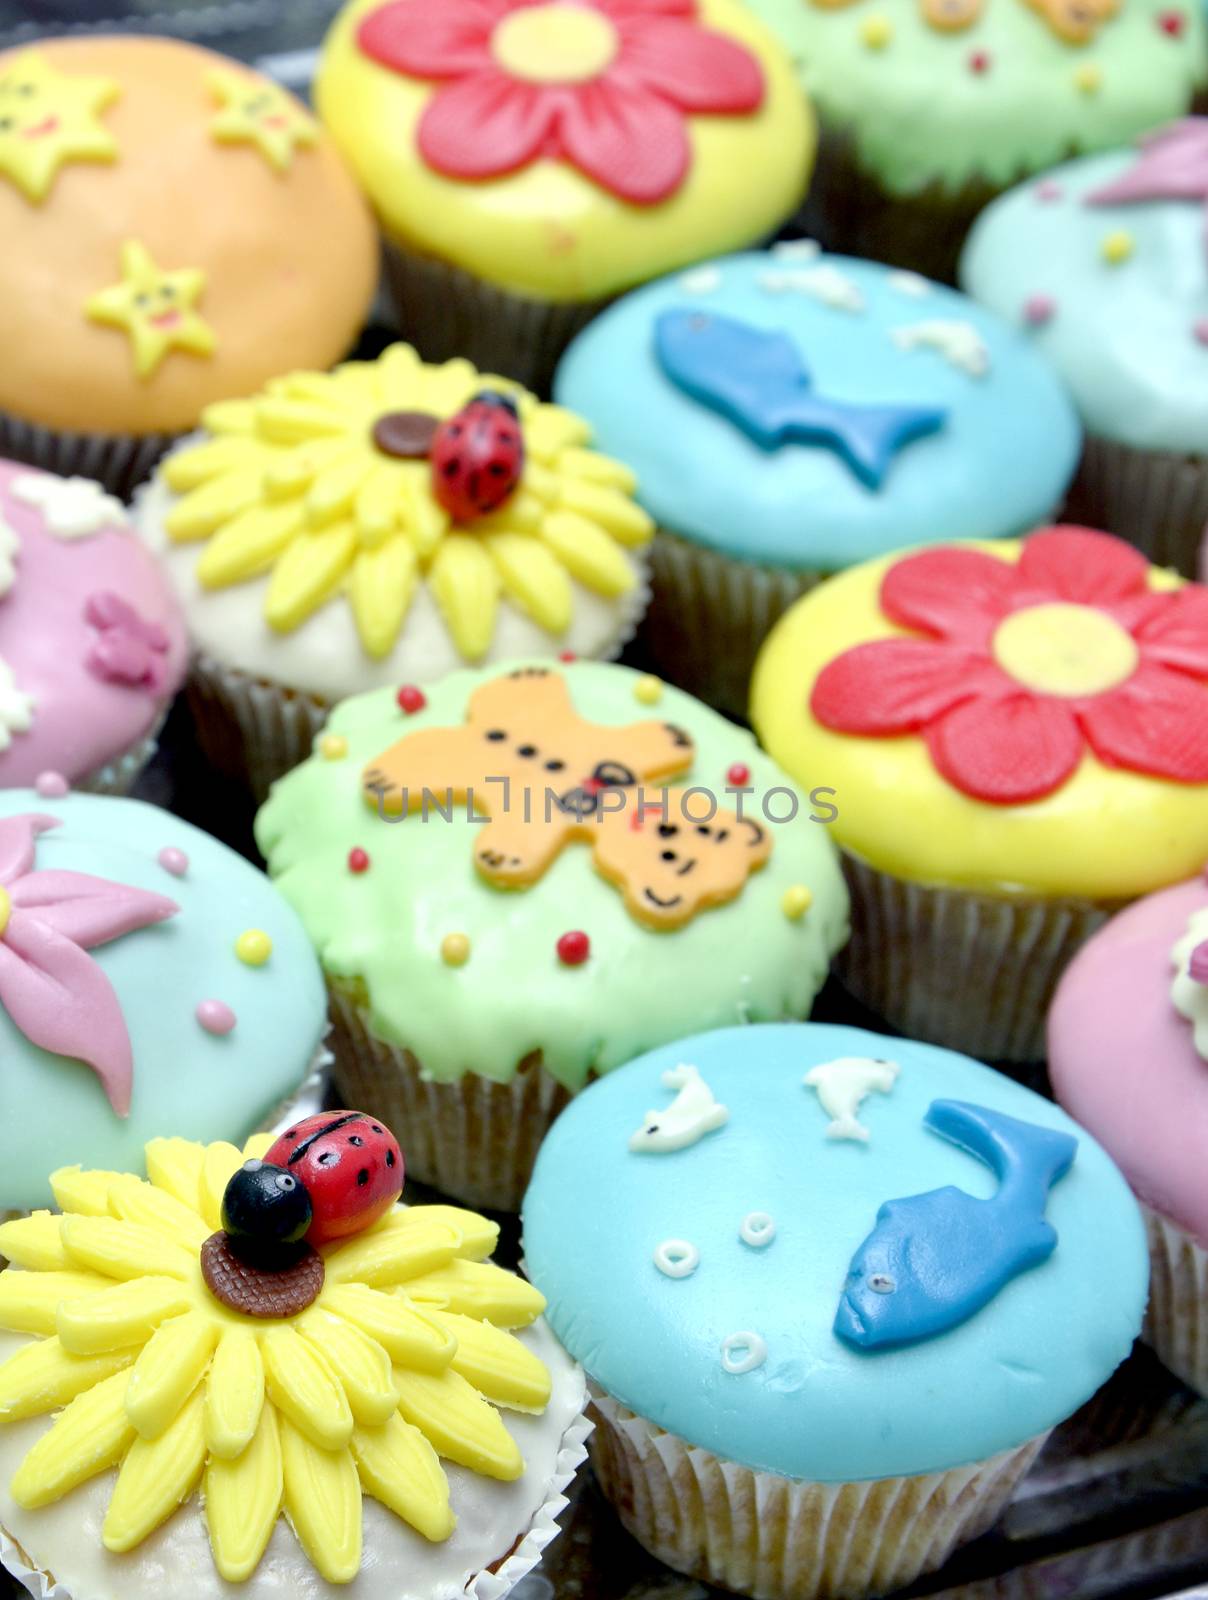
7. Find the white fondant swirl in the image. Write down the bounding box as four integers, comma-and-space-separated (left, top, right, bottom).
891, 320, 990, 378
1172, 906, 1208, 1062
10, 474, 126, 539
0, 658, 33, 750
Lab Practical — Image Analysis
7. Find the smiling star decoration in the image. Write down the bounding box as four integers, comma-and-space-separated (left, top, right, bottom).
85, 240, 217, 380
361, 667, 773, 929
208, 69, 318, 174
0, 50, 120, 203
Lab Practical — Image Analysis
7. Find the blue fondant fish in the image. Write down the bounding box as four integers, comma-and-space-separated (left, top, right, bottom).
834, 1100, 1077, 1351
654, 310, 947, 490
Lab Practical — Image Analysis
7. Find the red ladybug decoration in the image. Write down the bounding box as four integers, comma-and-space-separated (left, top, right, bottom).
263, 1111, 404, 1246
430, 390, 525, 522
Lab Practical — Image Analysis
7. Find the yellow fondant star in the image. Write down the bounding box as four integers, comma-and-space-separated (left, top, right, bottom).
0, 49, 119, 202
208, 69, 317, 174
85, 240, 217, 379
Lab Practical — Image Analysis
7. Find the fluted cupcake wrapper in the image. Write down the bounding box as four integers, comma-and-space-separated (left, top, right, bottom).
588, 1388, 1046, 1600
74, 706, 171, 799
185, 651, 330, 803
0, 412, 180, 502
637, 529, 820, 720
1142, 1205, 1208, 1398
1062, 436, 1208, 580
328, 985, 573, 1213
836, 851, 1119, 1066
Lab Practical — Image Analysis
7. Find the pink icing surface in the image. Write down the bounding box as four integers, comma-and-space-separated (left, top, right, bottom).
1048, 875, 1208, 1244
0, 461, 187, 786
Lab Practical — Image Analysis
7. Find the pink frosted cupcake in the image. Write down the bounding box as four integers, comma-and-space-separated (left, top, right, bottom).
0, 460, 186, 791
1049, 869, 1208, 1392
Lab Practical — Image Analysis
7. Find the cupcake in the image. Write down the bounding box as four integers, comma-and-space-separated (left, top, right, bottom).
0, 460, 186, 793
0, 789, 328, 1216
522, 1020, 1148, 1600
1049, 867, 1208, 1394
960, 119, 1208, 577
314, 0, 814, 392
0, 1111, 589, 1598
750, 525, 1208, 1063
742, 0, 1206, 283
554, 247, 1080, 715
136, 349, 655, 798
0, 35, 378, 496
255, 659, 849, 1210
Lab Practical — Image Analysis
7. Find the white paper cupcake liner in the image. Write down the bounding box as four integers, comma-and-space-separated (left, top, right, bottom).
328, 985, 573, 1213
638, 529, 821, 719
0, 411, 181, 502
74, 703, 172, 797
588, 1388, 1046, 1600
837, 851, 1119, 1064
1062, 435, 1208, 579
186, 652, 330, 803
1142, 1205, 1208, 1397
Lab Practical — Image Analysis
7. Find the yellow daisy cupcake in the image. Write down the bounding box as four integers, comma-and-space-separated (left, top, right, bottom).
0, 1111, 588, 1599
135, 344, 653, 796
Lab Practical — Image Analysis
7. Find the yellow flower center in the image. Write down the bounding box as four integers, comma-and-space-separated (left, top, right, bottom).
992, 602, 1139, 698
0, 885, 9, 939
492, 3, 619, 83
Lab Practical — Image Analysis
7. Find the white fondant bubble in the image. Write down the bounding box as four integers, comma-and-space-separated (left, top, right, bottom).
721, 1332, 767, 1374
740, 1211, 776, 1248
654, 1239, 700, 1279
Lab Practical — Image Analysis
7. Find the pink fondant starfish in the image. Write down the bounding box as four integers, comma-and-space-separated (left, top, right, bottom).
1087, 118, 1208, 257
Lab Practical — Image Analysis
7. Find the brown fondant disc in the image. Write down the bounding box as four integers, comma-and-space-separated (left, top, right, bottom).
201, 1232, 325, 1318
372, 410, 441, 460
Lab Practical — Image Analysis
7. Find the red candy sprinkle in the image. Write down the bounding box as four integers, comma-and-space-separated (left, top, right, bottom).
557, 930, 590, 966
968, 48, 991, 72
727, 762, 751, 787
1158, 9, 1185, 34
397, 685, 426, 714
558, 650, 577, 662
348, 848, 370, 873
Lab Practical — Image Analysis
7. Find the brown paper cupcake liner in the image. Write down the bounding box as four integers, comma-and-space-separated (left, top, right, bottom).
1061, 435, 1208, 578
637, 529, 821, 719
328, 984, 574, 1212
381, 241, 611, 396
837, 851, 1120, 1065
588, 1388, 1047, 1600
0, 411, 180, 501
185, 653, 330, 803
1142, 1205, 1208, 1397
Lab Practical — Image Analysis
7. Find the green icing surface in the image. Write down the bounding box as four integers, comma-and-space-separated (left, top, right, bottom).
745, 0, 1206, 194
255, 662, 849, 1090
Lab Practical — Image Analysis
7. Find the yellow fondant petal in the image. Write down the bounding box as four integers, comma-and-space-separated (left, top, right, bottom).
125, 1311, 219, 1440
265, 522, 357, 633
255, 398, 348, 444
428, 535, 499, 661
280, 1417, 362, 1584
145, 1138, 205, 1212
242, 1132, 276, 1162
525, 404, 591, 462
61, 1217, 193, 1282
540, 511, 635, 597
420, 358, 480, 415
352, 1413, 454, 1542
405, 1261, 546, 1328
403, 472, 450, 559
199, 1141, 245, 1232
263, 437, 353, 499
560, 447, 637, 494
107, 1177, 211, 1251
0, 1212, 68, 1272
487, 533, 573, 634
162, 435, 266, 494
199, 399, 256, 436
206, 1326, 265, 1460
349, 540, 418, 659
298, 1309, 400, 1427
432, 1312, 552, 1412
103, 1383, 206, 1553
354, 461, 407, 546
473, 492, 545, 536
261, 1325, 353, 1451
323, 1285, 455, 1372
323, 1218, 460, 1290
49, 1166, 121, 1216
10, 1369, 134, 1509
377, 343, 424, 407
195, 501, 305, 589
0, 1271, 110, 1336
0, 1338, 135, 1421
205, 1403, 282, 1583
394, 1367, 523, 1481
163, 468, 263, 543
557, 478, 654, 546
521, 461, 561, 504
395, 1205, 499, 1263
56, 1277, 191, 1356
307, 454, 369, 527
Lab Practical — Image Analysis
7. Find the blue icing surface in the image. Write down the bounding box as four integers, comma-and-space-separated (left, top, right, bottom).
0, 791, 326, 1211
522, 1023, 1148, 1483
553, 251, 1082, 572
960, 143, 1208, 454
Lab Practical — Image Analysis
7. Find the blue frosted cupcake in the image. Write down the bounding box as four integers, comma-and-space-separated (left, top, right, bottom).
554, 245, 1081, 713
523, 1021, 1147, 1600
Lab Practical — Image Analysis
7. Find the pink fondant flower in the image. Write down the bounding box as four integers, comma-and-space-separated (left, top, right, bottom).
0, 814, 178, 1114
85, 592, 171, 692
356, 0, 765, 204
811, 528, 1208, 805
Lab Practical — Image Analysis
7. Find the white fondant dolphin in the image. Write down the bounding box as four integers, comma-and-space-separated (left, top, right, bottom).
629, 1064, 730, 1153
804, 1057, 900, 1142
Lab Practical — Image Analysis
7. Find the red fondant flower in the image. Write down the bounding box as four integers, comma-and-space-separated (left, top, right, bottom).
356, 0, 765, 204
811, 528, 1208, 805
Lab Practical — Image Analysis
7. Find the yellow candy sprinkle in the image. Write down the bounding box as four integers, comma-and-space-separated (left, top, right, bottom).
235, 930, 272, 968
440, 933, 471, 967
319, 733, 348, 761
0, 885, 9, 939
782, 885, 813, 921
1101, 230, 1134, 265
1073, 63, 1102, 93
633, 675, 663, 706
860, 14, 893, 48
